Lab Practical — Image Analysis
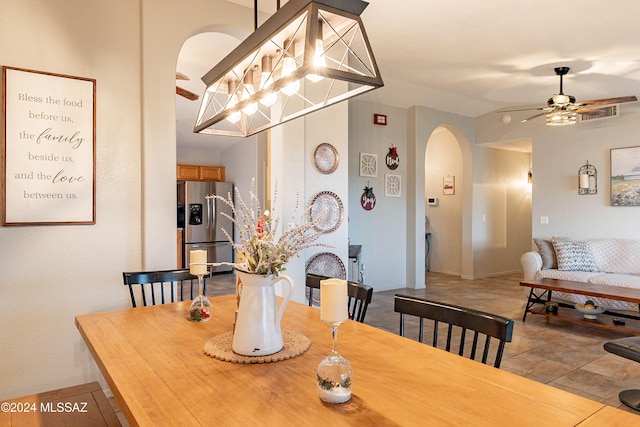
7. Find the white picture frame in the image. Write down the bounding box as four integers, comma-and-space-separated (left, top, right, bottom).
385, 174, 401, 197
359, 152, 377, 177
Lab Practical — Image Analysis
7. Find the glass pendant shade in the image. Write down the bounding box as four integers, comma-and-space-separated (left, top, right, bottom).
281, 40, 301, 96
259, 56, 278, 106
306, 20, 326, 83
226, 80, 242, 124
546, 108, 577, 126
194, 0, 383, 137
242, 69, 259, 115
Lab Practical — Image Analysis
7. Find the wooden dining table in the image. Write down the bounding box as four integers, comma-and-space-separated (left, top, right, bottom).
75, 295, 638, 426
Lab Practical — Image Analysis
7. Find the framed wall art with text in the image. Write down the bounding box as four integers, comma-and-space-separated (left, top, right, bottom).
2, 66, 96, 225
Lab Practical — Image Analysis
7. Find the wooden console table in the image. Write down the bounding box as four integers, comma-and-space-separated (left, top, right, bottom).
520, 278, 640, 335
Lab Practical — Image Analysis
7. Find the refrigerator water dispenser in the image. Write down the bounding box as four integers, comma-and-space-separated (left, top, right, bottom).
189, 203, 203, 225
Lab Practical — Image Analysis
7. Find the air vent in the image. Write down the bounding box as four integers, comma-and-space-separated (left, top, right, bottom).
579, 105, 619, 122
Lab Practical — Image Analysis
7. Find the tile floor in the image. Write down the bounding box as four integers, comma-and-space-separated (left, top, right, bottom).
110, 270, 640, 423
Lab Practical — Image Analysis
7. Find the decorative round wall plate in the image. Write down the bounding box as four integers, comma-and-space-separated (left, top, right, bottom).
313, 143, 339, 174
305, 252, 346, 306
309, 191, 344, 233
306, 252, 346, 278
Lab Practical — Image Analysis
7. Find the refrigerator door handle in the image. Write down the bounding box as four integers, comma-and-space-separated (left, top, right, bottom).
211, 196, 217, 235
205, 195, 212, 230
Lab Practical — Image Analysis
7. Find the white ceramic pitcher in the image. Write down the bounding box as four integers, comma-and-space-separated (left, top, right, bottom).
232, 270, 295, 356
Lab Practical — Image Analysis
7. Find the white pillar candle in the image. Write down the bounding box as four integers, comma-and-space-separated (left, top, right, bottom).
579, 174, 590, 189
190, 250, 208, 276
320, 278, 348, 323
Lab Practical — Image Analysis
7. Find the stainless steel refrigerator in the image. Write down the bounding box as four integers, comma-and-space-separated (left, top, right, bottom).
181, 181, 234, 273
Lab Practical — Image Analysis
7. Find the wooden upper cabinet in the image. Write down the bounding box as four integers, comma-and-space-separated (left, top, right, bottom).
176, 164, 200, 180
176, 164, 225, 181
200, 166, 225, 181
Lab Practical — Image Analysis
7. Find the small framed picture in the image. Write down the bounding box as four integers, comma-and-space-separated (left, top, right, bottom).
443, 176, 455, 195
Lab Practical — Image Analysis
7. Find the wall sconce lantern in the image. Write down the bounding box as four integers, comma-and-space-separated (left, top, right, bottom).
194, 0, 384, 137
578, 161, 597, 195
527, 168, 533, 184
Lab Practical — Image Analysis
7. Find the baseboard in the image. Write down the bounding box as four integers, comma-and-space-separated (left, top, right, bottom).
471, 269, 523, 280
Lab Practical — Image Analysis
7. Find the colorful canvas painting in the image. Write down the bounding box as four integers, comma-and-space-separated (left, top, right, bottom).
611, 146, 640, 206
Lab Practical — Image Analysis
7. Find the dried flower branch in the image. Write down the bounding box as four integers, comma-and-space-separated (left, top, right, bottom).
214, 180, 331, 276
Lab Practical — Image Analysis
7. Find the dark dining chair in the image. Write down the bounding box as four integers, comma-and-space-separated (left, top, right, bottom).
394, 294, 514, 368
122, 269, 209, 308
603, 336, 640, 411
306, 273, 373, 323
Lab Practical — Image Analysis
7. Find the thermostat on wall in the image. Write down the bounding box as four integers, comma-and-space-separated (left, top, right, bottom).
427, 197, 439, 206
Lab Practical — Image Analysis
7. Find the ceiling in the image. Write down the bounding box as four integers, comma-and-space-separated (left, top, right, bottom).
176, 0, 640, 152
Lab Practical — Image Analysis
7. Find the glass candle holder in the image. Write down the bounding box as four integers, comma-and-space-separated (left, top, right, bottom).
189, 275, 212, 322
316, 322, 352, 403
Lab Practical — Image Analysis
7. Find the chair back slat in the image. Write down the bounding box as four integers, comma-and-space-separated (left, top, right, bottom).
123, 269, 209, 308
306, 274, 323, 307
470, 332, 480, 360
394, 294, 514, 368
305, 274, 373, 323
458, 328, 466, 355
482, 338, 492, 364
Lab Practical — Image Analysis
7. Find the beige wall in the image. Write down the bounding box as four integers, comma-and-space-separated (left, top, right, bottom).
476, 100, 640, 242
425, 128, 463, 276
470, 146, 532, 277
0, 0, 141, 399
0, 0, 249, 399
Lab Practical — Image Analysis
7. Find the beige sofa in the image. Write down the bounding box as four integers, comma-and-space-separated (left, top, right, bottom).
521, 238, 640, 312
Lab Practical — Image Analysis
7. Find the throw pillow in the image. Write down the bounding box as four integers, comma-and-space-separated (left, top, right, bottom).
552, 239, 599, 272
533, 238, 557, 269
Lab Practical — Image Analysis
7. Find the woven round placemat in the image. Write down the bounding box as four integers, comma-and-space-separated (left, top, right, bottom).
203, 330, 310, 364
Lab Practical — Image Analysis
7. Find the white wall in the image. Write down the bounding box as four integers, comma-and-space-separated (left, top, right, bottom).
271, 88, 350, 303
476, 101, 640, 242
303, 99, 349, 300
348, 100, 407, 290
220, 134, 263, 199
177, 148, 222, 166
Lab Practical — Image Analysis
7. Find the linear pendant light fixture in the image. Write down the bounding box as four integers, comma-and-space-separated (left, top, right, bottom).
194, 0, 384, 137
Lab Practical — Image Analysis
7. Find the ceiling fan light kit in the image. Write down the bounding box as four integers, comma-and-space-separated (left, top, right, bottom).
546, 109, 577, 126
499, 66, 637, 127
194, 0, 383, 137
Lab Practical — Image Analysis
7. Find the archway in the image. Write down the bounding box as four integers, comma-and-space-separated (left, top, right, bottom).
424, 126, 464, 275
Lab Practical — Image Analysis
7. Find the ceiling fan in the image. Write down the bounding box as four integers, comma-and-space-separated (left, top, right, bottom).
498, 67, 637, 125
176, 72, 199, 101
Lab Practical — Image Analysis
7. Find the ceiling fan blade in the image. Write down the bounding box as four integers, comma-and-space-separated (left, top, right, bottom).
575, 107, 597, 114
176, 72, 189, 81
176, 86, 199, 101
521, 112, 546, 123
495, 106, 546, 113
578, 96, 637, 107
